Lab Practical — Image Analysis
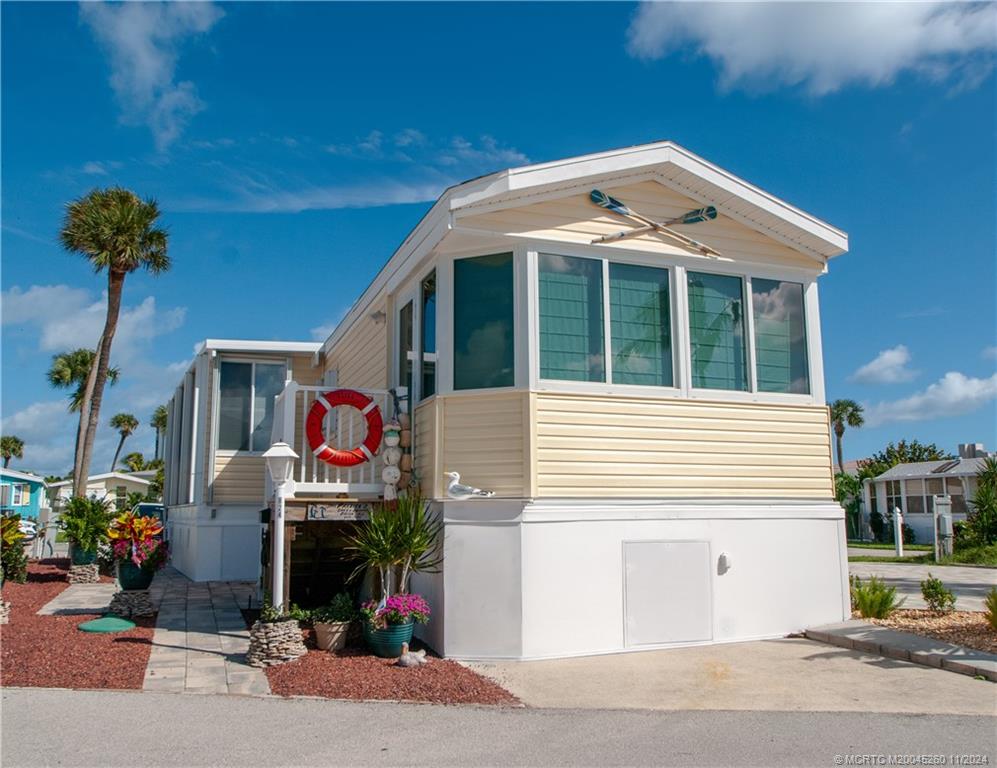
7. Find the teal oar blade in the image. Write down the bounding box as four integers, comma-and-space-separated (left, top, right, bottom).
590, 189, 632, 217
679, 206, 717, 225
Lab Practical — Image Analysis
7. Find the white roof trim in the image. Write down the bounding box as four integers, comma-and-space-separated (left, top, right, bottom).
198, 339, 323, 355
323, 140, 848, 353
0, 468, 46, 483
48, 472, 151, 488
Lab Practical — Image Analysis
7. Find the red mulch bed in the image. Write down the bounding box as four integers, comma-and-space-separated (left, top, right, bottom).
265, 629, 520, 706
0, 558, 155, 690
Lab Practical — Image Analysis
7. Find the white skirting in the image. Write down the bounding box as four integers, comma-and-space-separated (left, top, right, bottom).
165, 504, 264, 582
411, 497, 849, 660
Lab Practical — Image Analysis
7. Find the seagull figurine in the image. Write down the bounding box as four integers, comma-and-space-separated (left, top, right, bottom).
396, 641, 429, 667
444, 471, 495, 500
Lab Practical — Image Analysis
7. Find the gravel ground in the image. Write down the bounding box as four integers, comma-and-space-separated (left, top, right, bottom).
0, 559, 155, 690
870, 609, 997, 654
265, 629, 520, 706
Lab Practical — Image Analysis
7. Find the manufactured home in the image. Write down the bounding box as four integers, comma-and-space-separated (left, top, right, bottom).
49, 472, 150, 513
164, 141, 851, 660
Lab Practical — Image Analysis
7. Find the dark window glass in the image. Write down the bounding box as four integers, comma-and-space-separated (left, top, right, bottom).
453, 253, 515, 390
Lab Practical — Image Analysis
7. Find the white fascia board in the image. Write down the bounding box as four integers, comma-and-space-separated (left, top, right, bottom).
48, 472, 151, 487
202, 339, 322, 354
1, 468, 46, 484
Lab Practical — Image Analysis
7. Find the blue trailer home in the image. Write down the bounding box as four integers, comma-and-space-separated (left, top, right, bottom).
0, 468, 48, 520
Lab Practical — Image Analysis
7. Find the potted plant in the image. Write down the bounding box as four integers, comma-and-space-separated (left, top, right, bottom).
360, 593, 431, 658
60, 496, 113, 565
312, 592, 357, 652
107, 511, 168, 590
344, 492, 441, 657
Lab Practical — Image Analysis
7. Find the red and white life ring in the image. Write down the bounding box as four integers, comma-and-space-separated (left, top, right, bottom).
305, 389, 383, 467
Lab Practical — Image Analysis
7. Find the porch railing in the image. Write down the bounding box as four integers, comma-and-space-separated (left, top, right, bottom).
270, 383, 405, 498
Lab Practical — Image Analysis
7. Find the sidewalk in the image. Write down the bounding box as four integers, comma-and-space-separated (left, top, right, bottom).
806, 620, 997, 681
143, 568, 270, 696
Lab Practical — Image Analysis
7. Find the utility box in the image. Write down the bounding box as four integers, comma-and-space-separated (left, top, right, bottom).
933, 496, 954, 559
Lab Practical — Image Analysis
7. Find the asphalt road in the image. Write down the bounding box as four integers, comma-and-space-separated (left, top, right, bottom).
3, 688, 995, 768
849, 562, 997, 610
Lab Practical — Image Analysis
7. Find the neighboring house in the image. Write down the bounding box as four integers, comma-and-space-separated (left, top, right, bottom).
49, 472, 152, 512
862, 443, 991, 543
0, 468, 48, 520
165, 140, 850, 660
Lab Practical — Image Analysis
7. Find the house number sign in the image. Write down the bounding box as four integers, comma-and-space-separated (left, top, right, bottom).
305, 503, 371, 521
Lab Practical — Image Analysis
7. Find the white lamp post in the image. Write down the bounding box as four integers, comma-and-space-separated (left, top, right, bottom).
263, 441, 298, 613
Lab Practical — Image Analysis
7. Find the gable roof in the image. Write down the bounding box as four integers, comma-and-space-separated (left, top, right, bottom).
0, 468, 46, 485
48, 472, 151, 488
873, 458, 986, 481
324, 140, 848, 354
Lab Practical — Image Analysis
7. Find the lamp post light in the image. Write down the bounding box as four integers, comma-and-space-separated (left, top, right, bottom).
263, 441, 298, 613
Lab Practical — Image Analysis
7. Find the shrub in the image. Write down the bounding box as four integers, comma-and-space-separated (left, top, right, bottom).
920, 573, 956, 612
985, 587, 997, 631
966, 475, 997, 547
60, 496, 113, 553
361, 593, 430, 629
313, 592, 356, 624
1, 515, 28, 583
851, 575, 905, 619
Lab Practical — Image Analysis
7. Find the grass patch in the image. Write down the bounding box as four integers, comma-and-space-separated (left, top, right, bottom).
939, 544, 997, 567
849, 555, 933, 564
847, 541, 932, 551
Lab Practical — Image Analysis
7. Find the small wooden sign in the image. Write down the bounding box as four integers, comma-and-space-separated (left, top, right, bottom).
286, 502, 372, 522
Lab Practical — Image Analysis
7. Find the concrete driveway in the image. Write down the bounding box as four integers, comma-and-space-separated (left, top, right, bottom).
849, 562, 997, 611
466, 638, 996, 716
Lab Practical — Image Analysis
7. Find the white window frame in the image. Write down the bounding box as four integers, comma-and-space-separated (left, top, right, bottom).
214, 356, 289, 456
11, 483, 26, 506
525, 239, 823, 405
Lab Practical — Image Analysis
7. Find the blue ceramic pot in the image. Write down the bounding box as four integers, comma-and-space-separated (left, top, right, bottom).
70, 545, 97, 566
117, 561, 154, 590
363, 619, 414, 658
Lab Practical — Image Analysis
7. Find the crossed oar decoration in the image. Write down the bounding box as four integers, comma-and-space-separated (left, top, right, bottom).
589, 189, 722, 257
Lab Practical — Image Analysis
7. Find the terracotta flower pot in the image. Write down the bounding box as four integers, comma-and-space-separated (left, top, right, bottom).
314, 620, 351, 652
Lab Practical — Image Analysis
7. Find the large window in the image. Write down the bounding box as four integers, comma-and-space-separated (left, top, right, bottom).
539, 254, 605, 382
610, 263, 673, 387
218, 360, 286, 451
453, 253, 515, 390
421, 271, 437, 399
751, 278, 809, 394
687, 272, 748, 391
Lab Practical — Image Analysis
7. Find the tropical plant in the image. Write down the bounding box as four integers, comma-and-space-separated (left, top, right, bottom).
47, 348, 119, 413
124, 490, 147, 511
59, 496, 114, 553
60, 187, 170, 496
834, 471, 863, 539
920, 573, 956, 613
151, 405, 168, 460
851, 575, 904, 618
121, 452, 147, 473
965, 457, 997, 546
1, 435, 24, 468
312, 592, 357, 624
109, 413, 139, 472
829, 399, 864, 472
985, 587, 997, 631
107, 510, 167, 570
360, 593, 430, 629
342, 492, 442, 599
1, 515, 28, 583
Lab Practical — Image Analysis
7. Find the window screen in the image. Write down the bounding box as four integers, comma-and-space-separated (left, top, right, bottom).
610, 263, 672, 386
539, 254, 605, 382
687, 272, 748, 391
751, 278, 809, 394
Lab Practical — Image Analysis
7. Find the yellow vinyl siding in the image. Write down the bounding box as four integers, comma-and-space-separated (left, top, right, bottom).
534, 393, 833, 499
442, 393, 527, 499
458, 180, 816, 270
326, 298, 389, 390
212, 453, 266, 504
413, 398, 440, 499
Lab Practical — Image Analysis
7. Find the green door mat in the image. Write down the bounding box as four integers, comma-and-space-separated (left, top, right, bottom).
78, 616, 136, 633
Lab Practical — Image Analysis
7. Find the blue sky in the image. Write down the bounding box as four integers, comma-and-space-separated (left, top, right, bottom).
2, 2, 995, 476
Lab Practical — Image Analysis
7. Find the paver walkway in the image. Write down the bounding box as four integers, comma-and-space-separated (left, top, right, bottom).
143, 568, 269, 696
849, 562, 997, 611
37, 583, 117, 616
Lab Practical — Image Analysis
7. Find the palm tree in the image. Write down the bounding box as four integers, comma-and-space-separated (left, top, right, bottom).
121, 452, 147, 473
60, 187, 170, 495
830, 399, 865, 472
47, 349, 119, 413
150, 404, 168, 460
109, 413, 139, 472
1, 435, 24, 468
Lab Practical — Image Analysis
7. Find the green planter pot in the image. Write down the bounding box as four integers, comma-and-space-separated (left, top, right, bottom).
69, 545, 98, 566
117, 561, 154, 591
363, 620, 414, 658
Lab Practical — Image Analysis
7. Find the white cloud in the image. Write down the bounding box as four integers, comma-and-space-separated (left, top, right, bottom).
81, 161, 109, 175
626, 2, 997, 95
850, 345, 919, 384
864, 371, 997, 427
80, 1, 223, 151
1, 285, 186, 363
983, 346, 997, 361
439, 135, 529, 167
